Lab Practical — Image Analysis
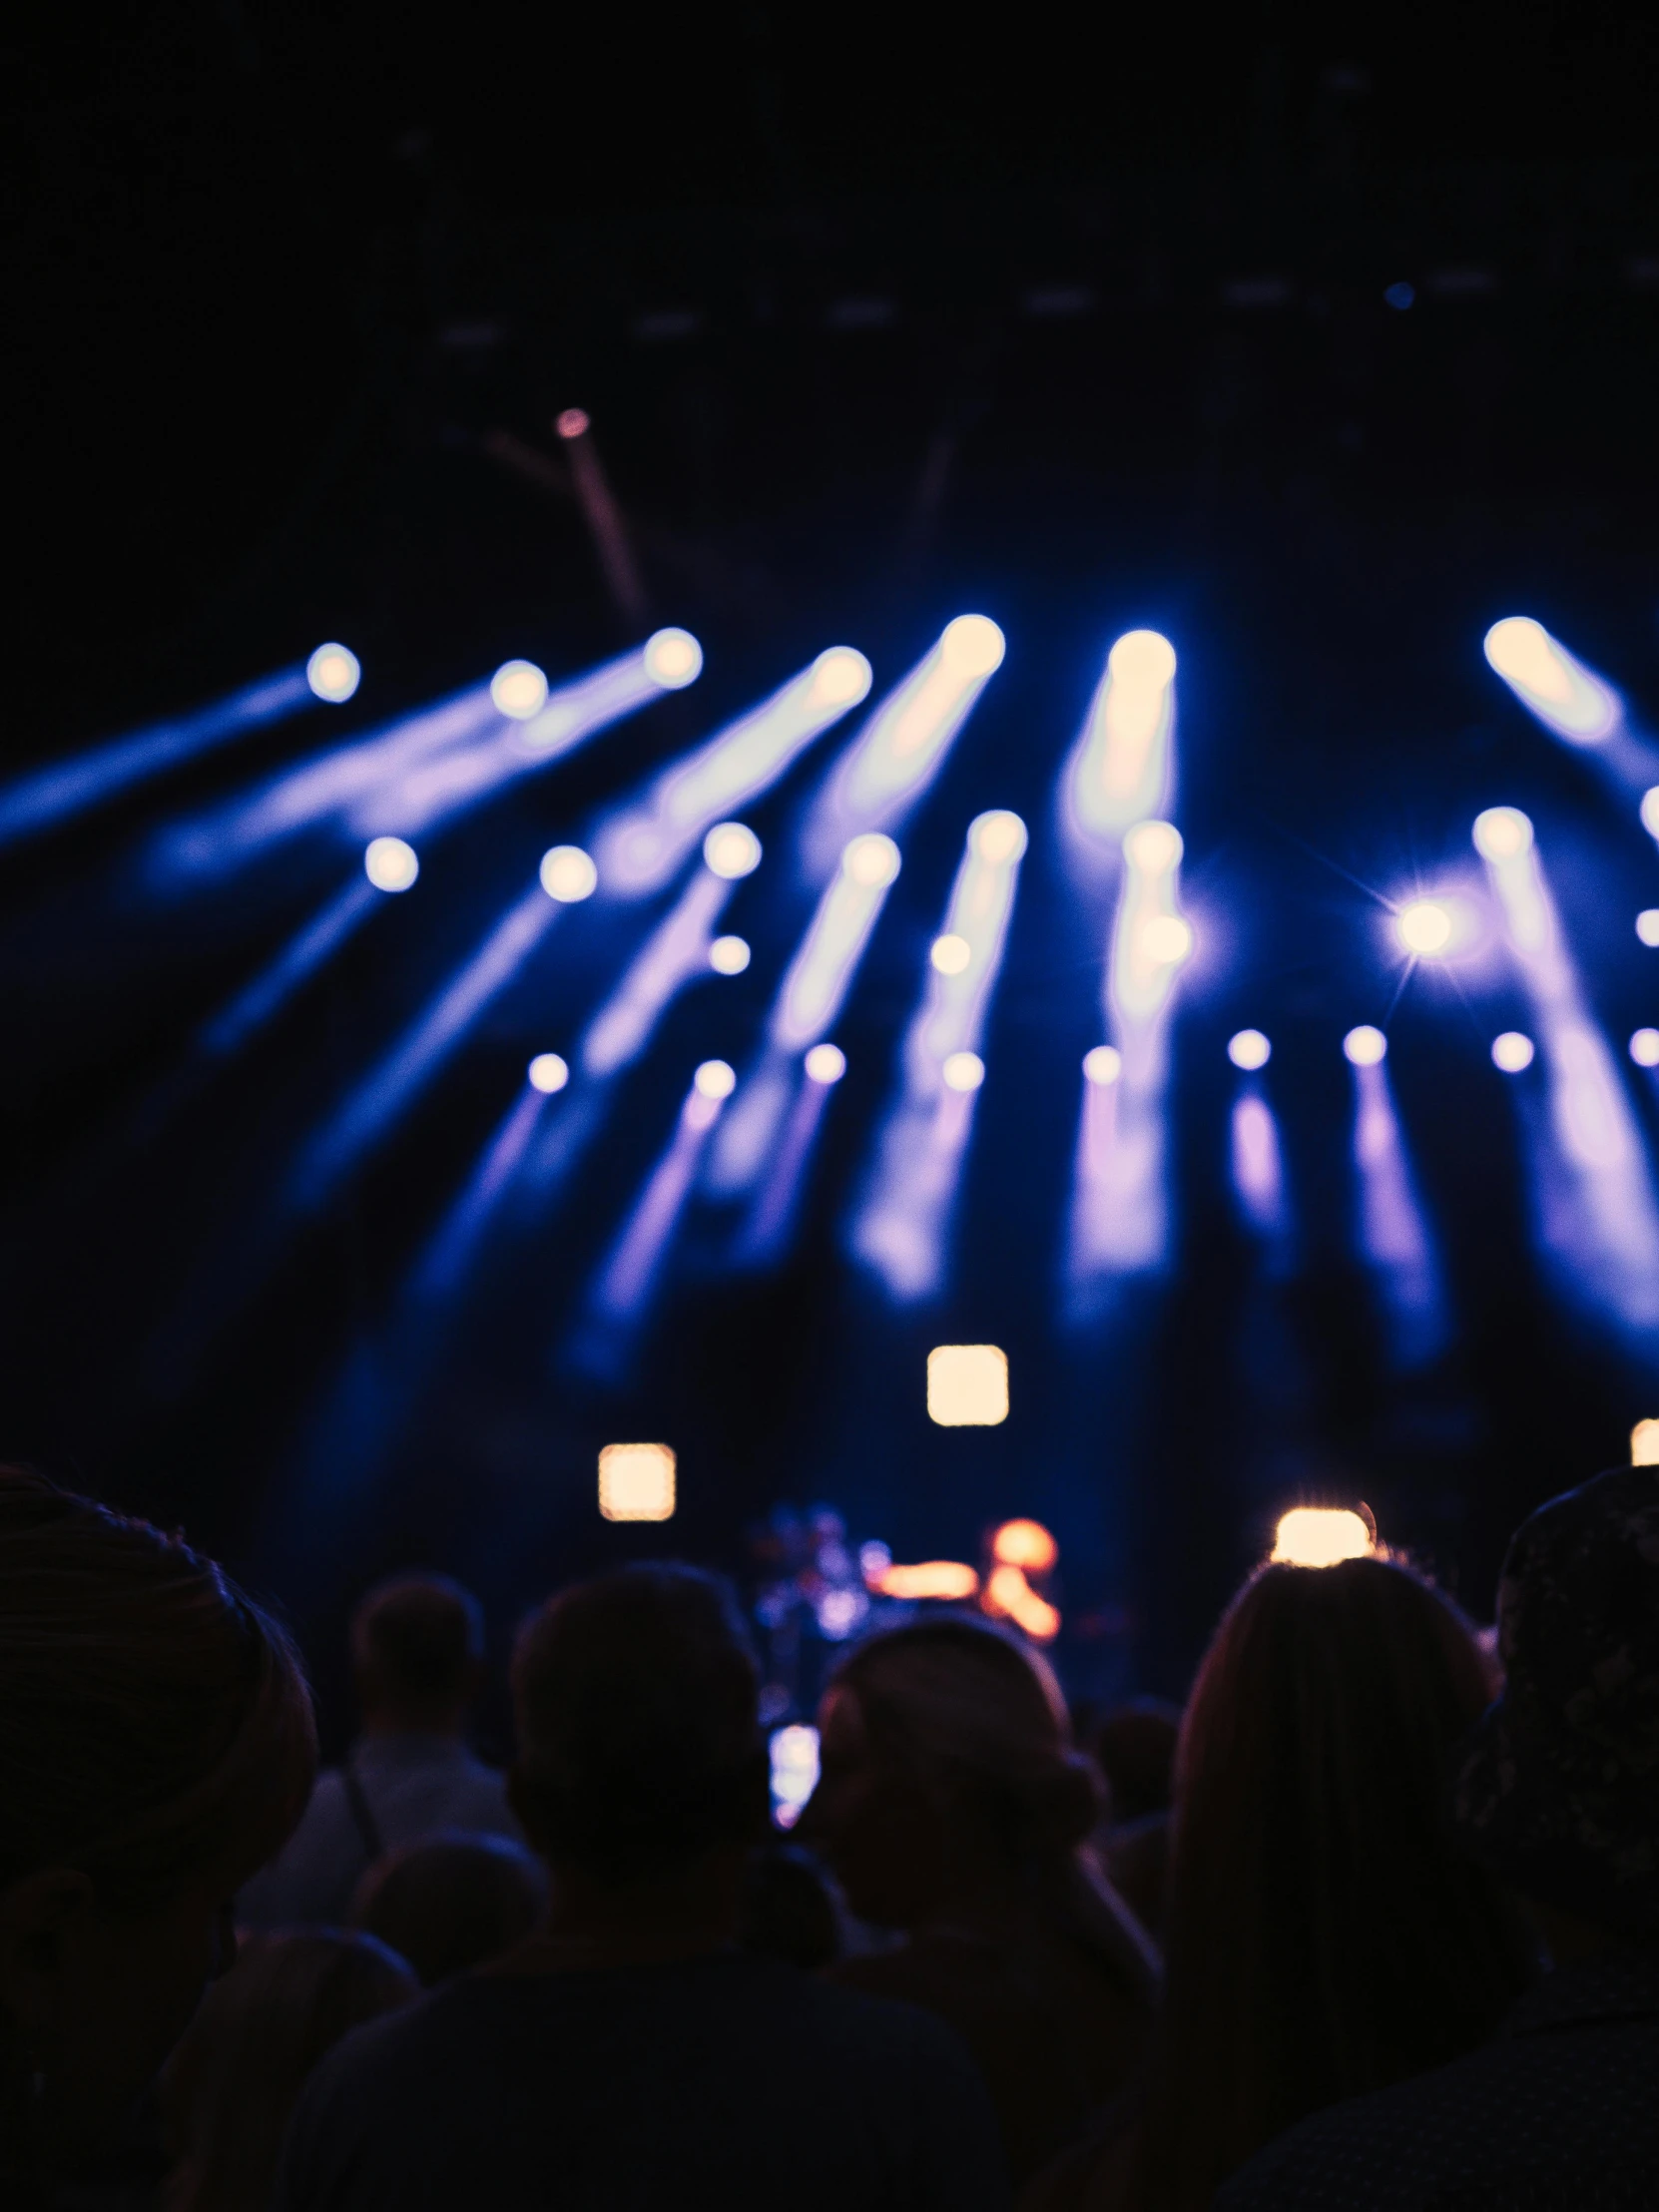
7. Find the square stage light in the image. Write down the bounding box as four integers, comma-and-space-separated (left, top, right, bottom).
926, 1345, 1008, 1426
598, 1442, 677, 1521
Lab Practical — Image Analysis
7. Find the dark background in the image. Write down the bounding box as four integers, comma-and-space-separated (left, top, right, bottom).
7, 3, 1659, 1747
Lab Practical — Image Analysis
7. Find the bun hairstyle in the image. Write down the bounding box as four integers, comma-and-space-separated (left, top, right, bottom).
830, 1617, 1158, 1993
0, 1467, 316, 1912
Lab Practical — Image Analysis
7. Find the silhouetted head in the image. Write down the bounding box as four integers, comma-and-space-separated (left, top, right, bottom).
162, 1930, 415, 2212
351, 1830, 545, 1983
0, 1468, 315, 2162
350, 1575, 484, 1735
1093, 1698, 1182, 1826
509, 1563, 767, 1887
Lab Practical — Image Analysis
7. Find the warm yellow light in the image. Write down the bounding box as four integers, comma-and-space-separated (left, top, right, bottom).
877, 1560, 980, 1600
983, 1563, 1061, 1640
927, 1344, 1009, 1426
1632, 1419, 1659, 1466
991, 1517, 1057, 1571
598, 1442, 676, 1521
1271, 1506, 1374, 1567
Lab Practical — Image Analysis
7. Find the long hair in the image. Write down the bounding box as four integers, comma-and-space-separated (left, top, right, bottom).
1114, 1556, 1533, 2212
830, 1617, 1158, 1997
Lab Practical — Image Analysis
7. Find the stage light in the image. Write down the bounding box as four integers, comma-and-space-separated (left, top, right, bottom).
971, 809, 1029, 864
643, 627, 704, 690
1111, 629, 1177, 690
528, 1052, 570, 1093
1229, 1028, 1271, 1070
556, 406, 591, 439
983, 1563, 1061, 1641
1142, 914, 1194, 964
845, 831, 902, 887
876, 1561, 981, 1599
1483, 617, 1619, 745
1272, 1506, 1375, 1566
812, 647, 872, 704
709, 934, 751, 975
927, 1344, 1008, 1426
1069, 630, 1178, 841
598, 1442, 676, 1521
491, 660, 549, 720
1638, 910, 1659, 946
704, 821, 762, 878
539, 843, 598, 902
306, 643, 361, 703
363, 835, 418, 892
1632, 1419, 1659, 1466
1472, 806, 1534, 861
1124, 819, 1182, 873
1491, 1032, 1535, 1072
1643, 789, 1659, 840
772, 834, 902, 1052
940, 614, 1006, 676
1631, 1029, 1659, 1068
1083, 1044, 1122, 1086
931, 932, 971, 975
1396, 899, 1453, 954
695, 1058, 737, 1099
1344, 1024, 1387, 1066
770, 1724, 820, 1829
991, 1518, 1058, 1571
1232, 1092, 1288, 1240
941, 1050, 985, 1093
805, 1042, 846, 1083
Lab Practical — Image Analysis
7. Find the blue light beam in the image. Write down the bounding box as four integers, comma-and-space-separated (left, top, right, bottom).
1343, 1029, 1450, 1370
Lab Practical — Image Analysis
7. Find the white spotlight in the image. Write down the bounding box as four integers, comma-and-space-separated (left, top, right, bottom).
1272, 1506, 1374, 1567
306, 642, 361, 703
1083, 1044, 1122, 1086
1491, 1032, 1535, 1073
926, 1344, 1008, 1426
1228, 1028, 1271, 1070
1632, 1030, 1659, 1069
1344, 1024, 1387, 1066
810, 646, 873, 706
709, 934, 751, 975
1642, 789, 1659, 840
1142, 914, 1194, 964
539, 844, 598, 902
1108, 629, 1178, 690
970, 809, 1028, 864
703, 821, 762, 879
941, 1050, 985, 1093
805, 1041, 846, 1084
1472, 806, 1534, 861
528, 1051, 570, 1093
643, 628, 704, 689
939, 614, 1006, 677
694, 1058, 737, 1099
491, 659, 550, 720
1396, 899, 1454, 955
1124, 819, 1183, 874
1483, 617, 1618, 744
1637, 910, 1659, 947
930, 932, 971, 975
843, 831, 902, 888
363, 835, 418, 892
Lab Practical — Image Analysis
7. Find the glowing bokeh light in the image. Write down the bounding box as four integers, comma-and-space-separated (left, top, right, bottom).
1344, 1024, 1387, 1066
555, 406, 591, 440
1123, 819, 1182, 873
1082, 1044, 1123, 1086
991, 1518, 1058, 1571
1070, 629, 1178, 840
1272, 1506, 1375, 1567
770, 1723, 820, 1829
1396, 899, 1454, 955
971, 809, 1029, 864
597, 1442, 676, 1521
703, 821, 763, 878
539, 843, 598, 902
491, 659, 550, 720
709, 934, 751, 975
1228, 1028, 1271, 1071
694, 1057, 737, 1099
1472, 806, 1534, 861
983, 1562, 1060, 1640
844, 831, 903, 887
363, 834, 418, 892
804, 1042, 846, 1084
528, 1051, 570, 1093
939, 614, 1007, 676
812, 646, 873, 704
1491, 1031, 1535, 1073
306, 643, 361, 703
931, 932, 971, 975
926, 1344, 1008, 1426
941, 1050, 985, 1093
1631, 1029, 1659, 1068
876, 1560, 981, 1600
1632, 1419, 1659, 1466
1637, 910, 1659, 947
1642, 789, 1659, 841
1482, 618, 1619, 745
1142, 913, 1194, 964
642, 627, 704, 690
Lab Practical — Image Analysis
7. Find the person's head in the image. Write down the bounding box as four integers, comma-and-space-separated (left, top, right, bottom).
509, 1563, 768, 1897
350, 1574, 484, 1735
1093, 1698, 1182, 1827
0, 1468, 315, 2163
1453, 1463, 1659, 1949
161, 1930, 415, 2212
1121, 1553, 1533, 2212
351, 1830, 545, 1984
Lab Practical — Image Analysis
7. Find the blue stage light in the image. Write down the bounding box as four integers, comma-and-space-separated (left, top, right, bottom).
1491, 1032, 1535, 1073
709, 934, 751, 975
1082, 1044, 1122, 1086
1228, 1028, 1271, 1070
1344, 1025, 1387, 1066
1483, 618, 1620, 746
1069, 630, 1178, 843
528, 1052, 570, 1093
805, 1043, 846, 1084
704, 822, 763, 878
1631, 1030, 1659, 1068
